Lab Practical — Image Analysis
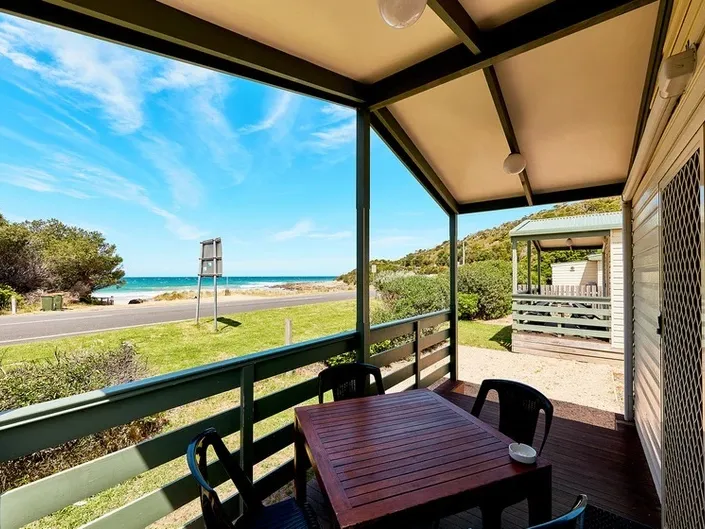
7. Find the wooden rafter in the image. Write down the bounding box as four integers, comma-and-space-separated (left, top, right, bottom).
371, 109, 459, 214
369, 0, 657, 109
483, 66, 534, 206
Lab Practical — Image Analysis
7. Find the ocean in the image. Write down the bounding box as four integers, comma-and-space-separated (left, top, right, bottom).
93, 276, 336, 303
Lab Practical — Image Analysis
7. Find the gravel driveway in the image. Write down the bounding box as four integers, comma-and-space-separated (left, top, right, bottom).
457, 345, 624, 413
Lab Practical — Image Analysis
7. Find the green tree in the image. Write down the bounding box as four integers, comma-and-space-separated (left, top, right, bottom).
25, 219, 125, 296
0, 222, 47, 293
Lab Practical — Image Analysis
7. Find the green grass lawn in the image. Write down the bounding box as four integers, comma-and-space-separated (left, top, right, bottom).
458, 320, 512, 351
2, 300, 357, 372
4, 301, 512, 528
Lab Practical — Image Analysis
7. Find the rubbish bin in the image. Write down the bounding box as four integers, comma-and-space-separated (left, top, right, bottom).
41, 295, 54, 311
53, 294, 63, 311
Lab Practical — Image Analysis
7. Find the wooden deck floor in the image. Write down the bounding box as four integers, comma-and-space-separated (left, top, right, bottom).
306, 380, 660, 529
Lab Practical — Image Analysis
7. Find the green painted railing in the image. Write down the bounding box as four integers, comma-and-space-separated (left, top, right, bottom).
0, 310, 451, 529
512, 295, 612, 340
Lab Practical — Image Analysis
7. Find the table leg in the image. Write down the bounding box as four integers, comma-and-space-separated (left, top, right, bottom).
527, 466, 552, 526
294, 417, 307, 505
479, 504, 503, 529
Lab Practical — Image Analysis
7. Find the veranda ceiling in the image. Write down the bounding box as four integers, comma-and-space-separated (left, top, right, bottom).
5, 0, 668, 215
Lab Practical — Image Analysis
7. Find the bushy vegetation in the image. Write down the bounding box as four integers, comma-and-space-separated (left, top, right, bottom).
374, 272, 449, 319
457, 292, 479, 320
0, 284, 22, 312
0, 214, 124, 297
452, 260, 512, 320
0, 343, 166, 491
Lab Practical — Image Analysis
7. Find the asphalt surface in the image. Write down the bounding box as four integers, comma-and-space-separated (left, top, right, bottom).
0, 291, 355, 345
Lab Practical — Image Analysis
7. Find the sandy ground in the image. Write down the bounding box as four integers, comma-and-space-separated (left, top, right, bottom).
457, 345, 624, 413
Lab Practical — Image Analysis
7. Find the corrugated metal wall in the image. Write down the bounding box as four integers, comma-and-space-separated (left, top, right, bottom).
632, 179, 662, 496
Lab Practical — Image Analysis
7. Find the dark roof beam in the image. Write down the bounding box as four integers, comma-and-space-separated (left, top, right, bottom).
370, 0, 657, 109
8, 0, 367, 107
371, 109, 459, 215
483, 66, 534, 206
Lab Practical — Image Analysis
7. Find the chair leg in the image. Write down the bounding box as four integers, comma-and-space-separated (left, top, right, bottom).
480, 504, 503, 529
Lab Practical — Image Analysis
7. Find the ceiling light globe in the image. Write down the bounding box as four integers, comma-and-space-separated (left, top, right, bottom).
503, 152, 527, 175
378, 0, 427, 29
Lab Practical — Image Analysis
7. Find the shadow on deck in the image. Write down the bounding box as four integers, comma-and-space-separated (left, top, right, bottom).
305, 379, 660, 529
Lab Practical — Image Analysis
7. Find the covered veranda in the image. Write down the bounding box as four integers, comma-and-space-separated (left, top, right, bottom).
509, 212, 625, 364
0, 1, 671, 528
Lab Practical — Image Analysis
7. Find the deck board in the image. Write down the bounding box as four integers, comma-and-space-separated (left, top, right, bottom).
305, 380, 660, 528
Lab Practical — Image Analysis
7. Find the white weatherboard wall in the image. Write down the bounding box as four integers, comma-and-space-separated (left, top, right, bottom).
610, 228, 624, 350
550, 260, 598, 286
631, 167, 662, 497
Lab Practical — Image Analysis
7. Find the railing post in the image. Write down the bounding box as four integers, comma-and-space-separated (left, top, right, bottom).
449, 212, 459, 381
414, 320, 422, 389
239, 364, 254, 512
356, 108, 371, 364
512, 240, 518, 295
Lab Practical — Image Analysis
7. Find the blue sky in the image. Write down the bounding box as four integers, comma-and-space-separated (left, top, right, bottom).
0, 14, 545, 276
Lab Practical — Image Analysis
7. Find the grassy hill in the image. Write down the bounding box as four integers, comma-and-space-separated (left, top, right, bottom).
338, 197, 621, 283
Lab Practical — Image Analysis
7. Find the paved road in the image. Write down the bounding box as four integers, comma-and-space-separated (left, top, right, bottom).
0, 291, 355, 345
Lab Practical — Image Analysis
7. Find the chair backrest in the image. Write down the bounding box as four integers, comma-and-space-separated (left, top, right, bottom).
318, 362, 385, 403
471, 379, 554, 455
529, 494, 587, 528
187, 428, 263, 529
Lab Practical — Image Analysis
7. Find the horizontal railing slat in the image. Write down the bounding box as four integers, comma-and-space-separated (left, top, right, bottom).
420, 363, 451, 388
419, 346, 450, 371
0, 406, 240, 529
512, 303, 611, 316
254, 333, 356, 380
512, 294, 610, 304
369, 342, 413, 367
513, 323, 611, 339
252, 423, 294, 462
254, 378, 318, 422
514, 314, 612, 328
0, 331, 355, 462
382, 363, 415, 390
419, 328, 450, 350
369, 310, 449, 343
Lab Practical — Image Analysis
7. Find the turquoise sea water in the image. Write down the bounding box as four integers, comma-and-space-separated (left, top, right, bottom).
93, 276, 336, 302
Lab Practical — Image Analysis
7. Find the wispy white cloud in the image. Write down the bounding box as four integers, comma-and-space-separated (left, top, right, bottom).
137, 135, 204, 207
0, 17, 146, 133
320, 104, 355, 124
0, 164, 90, 199
272, 219, 315, 241
271, 219, 352, 242
310, 120, 356, 151
150, 61, 252, 185
240, 91, 294, 134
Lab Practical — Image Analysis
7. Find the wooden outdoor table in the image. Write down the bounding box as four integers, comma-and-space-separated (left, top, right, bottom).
294, 389, 552, 529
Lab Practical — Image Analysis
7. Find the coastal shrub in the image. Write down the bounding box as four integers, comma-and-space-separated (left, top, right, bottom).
0, 343, 167, 491
0, 284, 22, 312
457, 292, 479, 320
153, 290, 193, 301
375, 273, 449, 320
454, 260, 512, 319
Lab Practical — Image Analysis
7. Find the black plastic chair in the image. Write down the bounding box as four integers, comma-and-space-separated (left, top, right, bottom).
529, 494, 587, 528
318, 362, 385, 403
471, 379, 554, 455
187, 428, 320, 529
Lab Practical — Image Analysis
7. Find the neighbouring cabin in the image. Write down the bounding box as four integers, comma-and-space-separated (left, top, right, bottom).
509, 213, 624, 365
